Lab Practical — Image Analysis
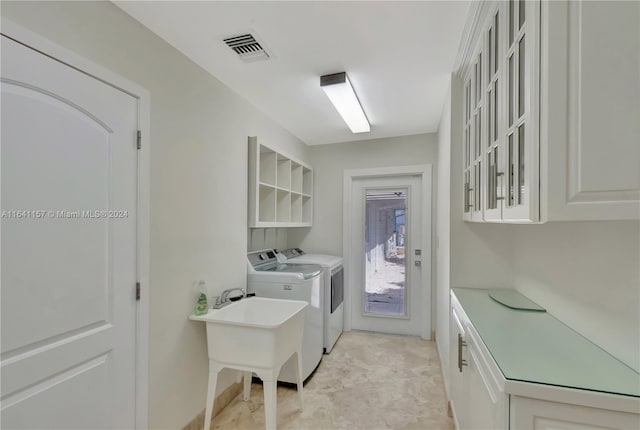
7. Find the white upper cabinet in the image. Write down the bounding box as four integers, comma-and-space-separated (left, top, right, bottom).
248, 136, 313, 228
459, 0, 640, 223
462, 41, 485, 222
542, 0, 640, 221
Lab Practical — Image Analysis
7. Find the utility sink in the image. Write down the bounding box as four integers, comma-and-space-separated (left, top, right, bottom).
190, 296, 307, 369
190, 296, 307, 430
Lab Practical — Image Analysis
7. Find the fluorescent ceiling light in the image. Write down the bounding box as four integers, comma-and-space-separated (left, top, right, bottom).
320, 72, 370, 133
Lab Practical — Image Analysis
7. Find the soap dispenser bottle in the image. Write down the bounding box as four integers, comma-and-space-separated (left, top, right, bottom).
194, 280, 208, 316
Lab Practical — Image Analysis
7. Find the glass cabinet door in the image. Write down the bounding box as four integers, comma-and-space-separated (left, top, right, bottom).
484, 5, 503, 221
463, 77, 473, 221
462, 0, 540, 223
501, 0, 540, 222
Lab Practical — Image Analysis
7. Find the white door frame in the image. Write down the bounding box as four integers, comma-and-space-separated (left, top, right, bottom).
343, 165, 432, 340
1, 18, 151, 429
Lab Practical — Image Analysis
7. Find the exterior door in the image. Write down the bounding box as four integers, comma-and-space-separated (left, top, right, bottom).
1, 35, 138, 428
350, 175, 423, 336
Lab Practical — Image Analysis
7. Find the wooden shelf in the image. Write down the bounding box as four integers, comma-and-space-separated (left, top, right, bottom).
259, 146, 277, 186
248, 136, 313, 228
291, 193, 302, 223
258, 184, 276, 223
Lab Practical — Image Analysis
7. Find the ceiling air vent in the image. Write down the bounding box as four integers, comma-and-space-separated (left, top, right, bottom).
223, 33, 270, 62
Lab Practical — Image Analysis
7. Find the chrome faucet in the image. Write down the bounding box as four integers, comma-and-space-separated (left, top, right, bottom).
213, 288, 246, 309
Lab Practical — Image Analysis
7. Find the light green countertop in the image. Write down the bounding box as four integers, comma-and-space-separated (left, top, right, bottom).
452, 288, 640, 398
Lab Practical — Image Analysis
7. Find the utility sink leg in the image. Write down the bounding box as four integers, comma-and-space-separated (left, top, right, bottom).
262, 377, 278, 430
295, 351, 304, 410
204, 363, 219, 430
243, 371, 252, 401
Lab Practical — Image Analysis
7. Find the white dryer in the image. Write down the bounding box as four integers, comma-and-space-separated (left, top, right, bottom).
278, 248, 344, 353
247, 249, 323, 383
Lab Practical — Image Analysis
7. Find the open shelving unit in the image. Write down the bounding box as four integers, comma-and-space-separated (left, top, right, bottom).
248, 136, 313, 228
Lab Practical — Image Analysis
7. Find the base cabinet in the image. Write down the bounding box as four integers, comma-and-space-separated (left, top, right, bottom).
511, 396, 640, 430
449, 304, 508, 430
449, 289, 640, 430
449, 307, 467, 428
465, 341, 508, 429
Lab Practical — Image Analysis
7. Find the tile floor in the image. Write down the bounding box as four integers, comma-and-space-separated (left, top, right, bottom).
209, 331, 453, 430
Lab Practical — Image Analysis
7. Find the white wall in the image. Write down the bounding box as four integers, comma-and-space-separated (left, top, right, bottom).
288, 133, 439, 330
513, 221, 640, 372
248, 228, 288, 252
435, 76, 453, 394
1, 2, 310, 429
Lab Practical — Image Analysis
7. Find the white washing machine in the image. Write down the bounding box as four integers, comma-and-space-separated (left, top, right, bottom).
278, 248, 344, 353
247, 249, 323, 383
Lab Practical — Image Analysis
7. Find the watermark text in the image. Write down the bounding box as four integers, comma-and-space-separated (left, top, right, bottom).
1, 210, 129, 220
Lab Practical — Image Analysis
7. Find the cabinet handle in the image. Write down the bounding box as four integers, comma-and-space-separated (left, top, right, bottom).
464, 182, 470, 212
495, 171, 504, 202
457, 333, 468, 372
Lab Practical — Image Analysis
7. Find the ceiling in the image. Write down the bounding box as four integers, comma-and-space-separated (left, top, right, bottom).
115, 1, 470, 146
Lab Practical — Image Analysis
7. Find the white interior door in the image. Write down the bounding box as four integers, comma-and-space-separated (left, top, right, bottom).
1, 35, 138, 429
350, 175, 424, 336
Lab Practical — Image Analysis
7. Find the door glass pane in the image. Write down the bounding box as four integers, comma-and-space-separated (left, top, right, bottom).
365, 189, 407, 316
519, 0, 525, 29
519, 36, 526, 117
476, 161, 482, 210
488, 27, 493, 77
487, 153, 494, 209
493, 83, 499, 143
474, 164, 478, 211
487, 88, 493, 143
468, 80, 472, 121
494, 147, 500, 207
494, 12, 499, 73
509, 0, 515, 45
473, 113, 477, 158
508, 133, 515, 206
509, 54, 514, 126
465, 127, 470, 167
474, 62, 479, 106
518, 124, 525, 204
478, 108, 482, 152
478, 52, 482, 101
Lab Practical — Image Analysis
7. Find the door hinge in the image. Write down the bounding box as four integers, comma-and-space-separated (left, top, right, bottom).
136, 130, 142, 150
136, 282, 141, 301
